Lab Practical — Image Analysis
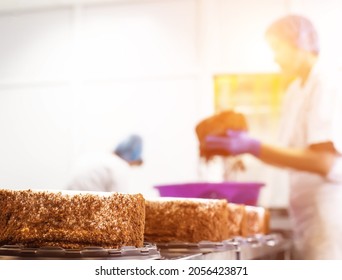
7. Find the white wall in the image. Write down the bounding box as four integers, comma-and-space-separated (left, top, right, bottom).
0, 0, 339, 206
0, 0, 202, 199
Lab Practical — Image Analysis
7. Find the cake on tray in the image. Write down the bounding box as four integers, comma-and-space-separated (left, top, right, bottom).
241, 205, 270, 236
144, 198, 230, 243
144, 198, 270, 244
227, 203, 270, 238
0, 189, 145, 249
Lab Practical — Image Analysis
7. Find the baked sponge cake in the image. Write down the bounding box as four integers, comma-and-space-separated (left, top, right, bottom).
0, 189, 145, 249
144, 198, 270, 244
144, 198, 230, 243
195, 110, 248, 159
241, 205, 270, 236
227, 203, 270, 238
226, 203, 245, 237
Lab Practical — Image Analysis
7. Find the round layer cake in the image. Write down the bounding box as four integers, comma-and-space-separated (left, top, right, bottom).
144, 197, 231, 243
0, 189, 145, 249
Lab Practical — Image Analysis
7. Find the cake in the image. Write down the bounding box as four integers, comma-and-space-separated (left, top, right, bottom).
144, 198, 270, 244
144, 198, 230, 243
226, 203, 245, 237
241, 205, 270, 236
0, 189, 145, 249
195, 110, 248, 160
226, 203, 270, 237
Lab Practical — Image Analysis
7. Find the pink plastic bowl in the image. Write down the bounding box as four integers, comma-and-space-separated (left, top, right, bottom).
154, 182, 264, 206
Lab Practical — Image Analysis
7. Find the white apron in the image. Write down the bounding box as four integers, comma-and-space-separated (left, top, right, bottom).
279, 62, 342, 259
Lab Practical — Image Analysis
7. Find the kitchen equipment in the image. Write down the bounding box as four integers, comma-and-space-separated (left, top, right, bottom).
154, 182, 264, 206
156, 234, 292, 260
157, 240, 237, 260
0, 243, 160, 260
0, 235, 291, 260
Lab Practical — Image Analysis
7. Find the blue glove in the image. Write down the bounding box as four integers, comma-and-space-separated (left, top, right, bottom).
205, 130, 261, 157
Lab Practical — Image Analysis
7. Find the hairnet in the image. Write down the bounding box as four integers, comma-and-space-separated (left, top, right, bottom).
266, 14, 319, 54
114, 134, 143, 162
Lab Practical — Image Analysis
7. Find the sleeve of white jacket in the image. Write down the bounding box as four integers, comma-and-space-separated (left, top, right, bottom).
66, 153, 131, 193
67, 165, 113, 192
306, 69, 342, 183
306, 69, 342, 153
107, 155, 132, 193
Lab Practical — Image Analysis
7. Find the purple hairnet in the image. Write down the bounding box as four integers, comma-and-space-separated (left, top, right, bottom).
114, 134, 143, 162
266, 14, 319, 55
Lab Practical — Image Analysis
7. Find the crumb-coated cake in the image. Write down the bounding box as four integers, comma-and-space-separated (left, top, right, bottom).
195, 110, 248, 159
226, 203, 245, 237
144, 198, 230, 243
226, 203, 270, 237
0, 189, 145, 249
241, 205, 270, 236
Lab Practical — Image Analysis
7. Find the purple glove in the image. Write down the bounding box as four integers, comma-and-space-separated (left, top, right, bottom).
205, 130, 261, 157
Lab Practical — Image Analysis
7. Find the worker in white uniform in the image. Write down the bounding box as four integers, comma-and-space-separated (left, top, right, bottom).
205, 14, 342, 260
66, 134, 143, 193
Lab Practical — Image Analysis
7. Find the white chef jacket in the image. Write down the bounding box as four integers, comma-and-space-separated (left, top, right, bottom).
66, 152, 131, 193
279, 61, 342, 259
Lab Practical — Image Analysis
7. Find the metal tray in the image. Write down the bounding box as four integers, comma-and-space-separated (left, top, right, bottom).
0, 243, 160, 260
227, 233, 292, 260
156, 234, 292, 260
156, 240, 237, 260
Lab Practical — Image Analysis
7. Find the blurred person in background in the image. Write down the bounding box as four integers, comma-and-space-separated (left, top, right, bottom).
67, 134, 143, 193
205, 14, 342, 259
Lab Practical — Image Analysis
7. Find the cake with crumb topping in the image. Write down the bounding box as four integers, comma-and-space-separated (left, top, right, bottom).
226, 203, 270, 237
241, 205, 270, 236
226, 203, 245, 237
144, 199, 270, 243
144, 198, 230, 243
195, 110, 248, 159
0, 189, 145, 249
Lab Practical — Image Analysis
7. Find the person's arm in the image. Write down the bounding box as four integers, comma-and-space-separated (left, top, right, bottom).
205, 131, 337, 176
259, 142, 336, 176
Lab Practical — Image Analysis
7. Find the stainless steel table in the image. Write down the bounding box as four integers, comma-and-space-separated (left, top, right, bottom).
0, 234, 291, 260
157, 233, 292, 260
0, 243, 161, 260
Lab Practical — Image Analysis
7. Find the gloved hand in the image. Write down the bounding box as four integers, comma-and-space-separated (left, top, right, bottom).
205, 130, 261, 157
